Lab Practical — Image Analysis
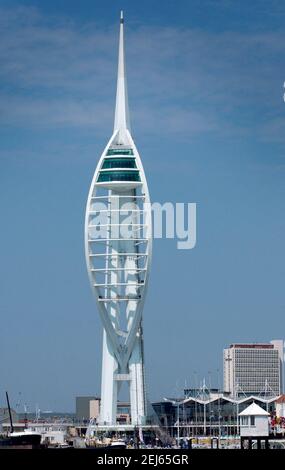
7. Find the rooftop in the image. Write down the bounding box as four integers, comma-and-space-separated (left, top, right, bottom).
230, 343, 274, 349
239, 402, 270, 416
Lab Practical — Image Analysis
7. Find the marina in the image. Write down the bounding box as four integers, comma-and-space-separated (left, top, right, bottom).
2, 391, 285, 450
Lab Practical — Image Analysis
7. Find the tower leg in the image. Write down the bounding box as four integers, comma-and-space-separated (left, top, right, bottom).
129, 334, 146, 425
99, 329, 118, 425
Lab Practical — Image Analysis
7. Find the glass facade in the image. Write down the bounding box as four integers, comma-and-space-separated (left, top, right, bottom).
102, 157, 137, 169
97, 170, 141, 182
106, 148, 134, 156
153, 397, 275, 437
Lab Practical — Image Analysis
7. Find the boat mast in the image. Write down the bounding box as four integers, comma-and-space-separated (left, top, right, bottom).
5, 391, 14, 434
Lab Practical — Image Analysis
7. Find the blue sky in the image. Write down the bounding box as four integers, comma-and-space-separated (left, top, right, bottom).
0, 0, 285, 412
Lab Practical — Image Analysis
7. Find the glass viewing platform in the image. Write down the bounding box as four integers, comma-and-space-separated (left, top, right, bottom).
102, 157, 137, 169
97, 170, 141, 182
106, 148, 134, 156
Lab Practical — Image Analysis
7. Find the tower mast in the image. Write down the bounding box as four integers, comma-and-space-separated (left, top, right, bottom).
114, 11, 130, 134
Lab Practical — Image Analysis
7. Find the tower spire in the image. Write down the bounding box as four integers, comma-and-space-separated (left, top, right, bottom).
114, 10, 130, 135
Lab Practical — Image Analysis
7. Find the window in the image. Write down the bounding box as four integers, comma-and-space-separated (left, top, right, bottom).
250, 416, 255, 426
106, 148, 134, 156
102, 158, 136, 169
98, 171, 141, 182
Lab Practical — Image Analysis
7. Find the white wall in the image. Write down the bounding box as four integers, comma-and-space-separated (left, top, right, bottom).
223, 348, 233, 394
240, 415, 269, 437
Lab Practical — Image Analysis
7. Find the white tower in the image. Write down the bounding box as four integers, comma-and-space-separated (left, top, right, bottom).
85, 12, 152, 427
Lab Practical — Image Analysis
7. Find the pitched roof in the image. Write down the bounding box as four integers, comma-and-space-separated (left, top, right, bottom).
239, 402, 270, 416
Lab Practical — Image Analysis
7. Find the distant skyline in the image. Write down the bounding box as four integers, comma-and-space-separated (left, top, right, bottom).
0, 0, 285, 412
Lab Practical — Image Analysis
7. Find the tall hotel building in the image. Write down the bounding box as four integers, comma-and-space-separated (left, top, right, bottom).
223, 340, 284, 397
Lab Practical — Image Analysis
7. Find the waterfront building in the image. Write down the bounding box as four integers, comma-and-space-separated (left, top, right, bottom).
239, 402, 270, 438
153, 394, 278, 438
85, 12, 152, 427
223, 341, 284, 397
